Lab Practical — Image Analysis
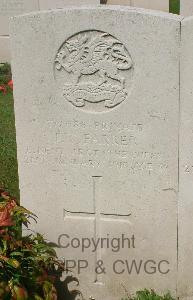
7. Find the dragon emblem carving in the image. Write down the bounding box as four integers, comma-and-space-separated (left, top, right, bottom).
55, 31, 133, 112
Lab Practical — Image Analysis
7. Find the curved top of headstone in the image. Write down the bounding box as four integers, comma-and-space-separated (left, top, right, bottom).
11, 5, 182, 22
10, 3, 183, 114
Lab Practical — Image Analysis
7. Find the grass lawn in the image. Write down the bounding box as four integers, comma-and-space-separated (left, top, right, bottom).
170, 0, 180, 14
0, 91, 19, 199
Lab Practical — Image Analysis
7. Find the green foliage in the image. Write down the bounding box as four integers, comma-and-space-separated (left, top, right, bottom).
0, 189, 65, 299
0, 90, 19, 199
122, 289, 175, 300
169, 0, 180, 14
0, 63, 12, 86
0, 62, 18, 199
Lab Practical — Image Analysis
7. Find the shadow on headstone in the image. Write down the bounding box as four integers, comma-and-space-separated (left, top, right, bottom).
55, 275, 83, 300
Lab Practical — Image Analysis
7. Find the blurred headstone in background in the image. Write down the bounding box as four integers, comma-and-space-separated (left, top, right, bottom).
106, 0, 169, 12
180, 0, 193, 16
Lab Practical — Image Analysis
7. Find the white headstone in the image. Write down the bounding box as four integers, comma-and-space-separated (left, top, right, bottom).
132, 0, 169, 12
0, 0, 100, 62
180, 0, 193, 16
10, 6, 182, 299
178, 17, 193, 300
39, 0, 100, 10
0, 0, 39, 35
0, 36, 11, 63
106, 0, 169, 12
107, 0, 132, 5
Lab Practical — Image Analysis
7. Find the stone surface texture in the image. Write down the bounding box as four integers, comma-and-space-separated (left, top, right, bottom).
107, 0, 132, 5
178, 17, 193, 300
0, 0, 169, 62
10, 7, 182, 299
132, 0, 169, 11
0, 0, 39, 62
39, 0, 99, 10
0, 0, 99, 62
180, 0, 193, 16
107, 0, 169, 11
0, 0, 39, 35
0, 36, 11, 62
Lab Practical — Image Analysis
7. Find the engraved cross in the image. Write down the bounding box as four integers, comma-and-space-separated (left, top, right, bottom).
63, 176, 131, 284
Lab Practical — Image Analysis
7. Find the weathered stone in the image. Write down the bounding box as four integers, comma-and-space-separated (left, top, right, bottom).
180, 0, 193, 16
39, 0, 100, 10
132, 0, 169, 12
0, 0, 99, 62
0, 0, 39, 62
178, 17, 193, 300
0, 0, 39, 35
106, 0, 169, 12
0, 36, 11, 63
10, 6, 181, 299
107, 0, 132, 5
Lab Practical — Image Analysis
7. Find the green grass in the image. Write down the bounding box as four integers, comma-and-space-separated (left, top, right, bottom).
123, 289, 175, 300
169, 0, 180, 14
0, 91, 19, 199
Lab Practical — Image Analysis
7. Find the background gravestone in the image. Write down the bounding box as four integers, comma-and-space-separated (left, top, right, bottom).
11, 6, 181, 300
39, 0, 99, 10
0, 0, 39, 62
0, 0, 39, 35
178, 17, 193, 300
132, 0, 169, 11
0, 36, 10, 63
0, 0, 99, 63
180, 0, 193, 16
106, 0, 132, 5
106, 0, 169, 12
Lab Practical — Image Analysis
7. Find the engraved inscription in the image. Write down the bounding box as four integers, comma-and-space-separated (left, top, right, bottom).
55, 31, 134, 112
23, 119, 168, 174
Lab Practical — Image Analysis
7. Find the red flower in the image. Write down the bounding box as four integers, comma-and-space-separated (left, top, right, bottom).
0, 209, 13, 227
8, 80, 13, 90
0, 85, 6, 95
0, 200, 16, 227
7, 199, 16, 210
1, 191, 10, 200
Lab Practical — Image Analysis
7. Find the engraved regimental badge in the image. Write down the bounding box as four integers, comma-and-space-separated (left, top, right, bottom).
55, 30, 134, 112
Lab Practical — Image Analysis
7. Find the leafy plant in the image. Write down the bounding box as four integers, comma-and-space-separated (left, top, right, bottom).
169, 0, 180, 14
0, 188, 66, 299
122, 289, 175, 300
0, 63, 12, 86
